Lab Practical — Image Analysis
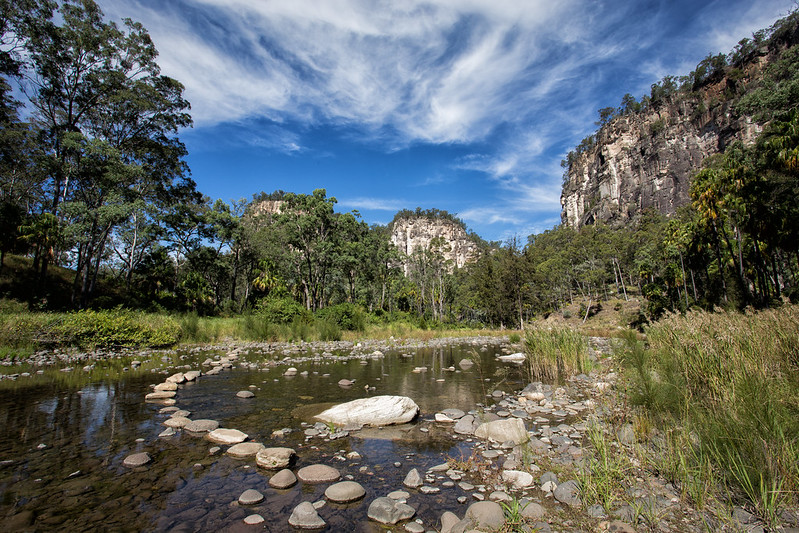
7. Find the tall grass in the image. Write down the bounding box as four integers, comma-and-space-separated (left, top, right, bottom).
618, 306, 799, 526
524, 327, 591, 381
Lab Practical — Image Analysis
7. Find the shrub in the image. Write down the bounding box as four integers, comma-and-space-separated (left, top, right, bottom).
315, 302, 365, 331
255, 297, 311, 324
51, 309, 180, 347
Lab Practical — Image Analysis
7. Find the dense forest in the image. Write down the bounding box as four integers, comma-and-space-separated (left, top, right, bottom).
1, 0, 798, 329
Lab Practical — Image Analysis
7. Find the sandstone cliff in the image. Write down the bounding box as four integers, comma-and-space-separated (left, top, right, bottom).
559, 20, 799, 228
390, 215, 479, 275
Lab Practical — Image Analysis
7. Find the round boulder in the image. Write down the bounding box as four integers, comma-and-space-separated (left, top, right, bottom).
269, 468, 297, 489
238, 489, 264, 505
122, 452, 152, 468
288, 501, 325, 529
297, 464, 341, 484
206, 428, 248, 445
325, 481, 366, 503
227, 442, 265, 458
465, 501, 505, 530
236, 390, 255, 399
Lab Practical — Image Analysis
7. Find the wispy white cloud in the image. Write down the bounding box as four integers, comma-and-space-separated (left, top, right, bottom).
338, 197, 408, 211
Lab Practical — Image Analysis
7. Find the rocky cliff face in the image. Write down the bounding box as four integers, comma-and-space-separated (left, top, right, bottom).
390, 216, 479, 275
560, 57, 776, 228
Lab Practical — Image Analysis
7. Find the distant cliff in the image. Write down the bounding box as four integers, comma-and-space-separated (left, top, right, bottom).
561, 14, 799, 228
389, 211, 479, 275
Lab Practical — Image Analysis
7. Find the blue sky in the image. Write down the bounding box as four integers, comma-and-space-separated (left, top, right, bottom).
98, 0, 795, 243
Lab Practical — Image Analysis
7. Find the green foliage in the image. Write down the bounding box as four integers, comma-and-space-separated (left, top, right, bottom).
524, 327, 590, 381
0, 308, 180, 349
619, 307, 799, 522
255, 296, 312, 324
315, 302, 365, 331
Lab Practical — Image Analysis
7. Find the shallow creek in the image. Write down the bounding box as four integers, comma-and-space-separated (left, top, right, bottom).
0, 339, 531, 532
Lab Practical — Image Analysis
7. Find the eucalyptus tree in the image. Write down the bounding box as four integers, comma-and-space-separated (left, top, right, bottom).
15, 0, 195, 306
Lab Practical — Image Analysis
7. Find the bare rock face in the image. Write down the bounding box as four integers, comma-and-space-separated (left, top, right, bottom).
315, 395, 419, 428
390, 216, 478, 276
559, 46, 785, 230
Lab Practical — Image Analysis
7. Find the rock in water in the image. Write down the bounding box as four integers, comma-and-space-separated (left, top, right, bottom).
297, 464, 341, 484
122, 452, 151, 468
474, 418, 529, 444
227, 442, 265, 458
316, 395, 419, 427
255, 447, 296, 469
324, 481, 366, 502
183, 419, 219, 433
288, 501, 326, 529
269, 469, 297, 489
236, 390, 255, 398
206, 428, 248, 445
238, 489, 264, 505
367, 497, 416, 525
403, 468, 423, 489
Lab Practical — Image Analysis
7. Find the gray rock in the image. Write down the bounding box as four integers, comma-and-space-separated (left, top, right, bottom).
269, 468, 297, 489
520, 500, 545, 520
462, 501, 505, 530
539, 471, 558, 485
158, 427, 176, 438
316, 395, 419, 427
324, 481, 366, 502
442, 408, 465, 419
617, 425, 636, 445
206, 428, 248, 445
238, 489, 264, 505
297, 464, 341, 484
288, 501, 326, 529
367, 497, 416, 525
162, 416, 191, 428
338, 378, 353, 387
227, 442, 265, 458
243, 514, 264, 525
453, 414, 477, 435
183, 370, 201, 381
554, 479, 581, 507
440, 511, 460, 533
256, 447, 296, 469
236, 390, 255, 398
587, 503, 607, 518
403, 468, 423, 489
474, 418, 529, 444
404, 522, 425, 533
122, 452, 151, 468
501, 470, 534, 489
183, 419, 219, 433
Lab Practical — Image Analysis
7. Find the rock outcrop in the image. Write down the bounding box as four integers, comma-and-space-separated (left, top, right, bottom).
390, 215, 479, 275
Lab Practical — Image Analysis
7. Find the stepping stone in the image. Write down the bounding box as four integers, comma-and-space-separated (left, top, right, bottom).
288, 501, 325, 529
184, 419, 219, 433
122, 452, 151, 468
159, 406, 179, 414
256, 447, 296, 469
171, 410, 191, 418
206, 428, 248, 445
403, 468, 422, 489
236, 390, 255, 398
244, 514, 264, 525
154, 382, 177, 391
324, 481, 366, 503
145, 391, 175, 400
184, 370, 201, 381
238, 489, 264, 505
297, 464, 340, 484
269, 469, 297, 489
227, 442, 265, 458
158, 427, 176, 438
163, 416, 191, 428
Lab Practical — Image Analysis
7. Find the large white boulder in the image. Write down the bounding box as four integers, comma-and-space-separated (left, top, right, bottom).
316, 395, 419, 427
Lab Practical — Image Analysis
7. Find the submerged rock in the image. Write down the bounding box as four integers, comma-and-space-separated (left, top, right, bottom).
122, 452, 152, 468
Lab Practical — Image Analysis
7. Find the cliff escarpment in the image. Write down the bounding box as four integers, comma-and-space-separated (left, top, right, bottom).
561, 14, 799, 228
389, 212, 479, 275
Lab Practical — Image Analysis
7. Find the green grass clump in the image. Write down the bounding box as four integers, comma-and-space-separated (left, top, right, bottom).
524, 327, 591, 381
618, 306, 799, 527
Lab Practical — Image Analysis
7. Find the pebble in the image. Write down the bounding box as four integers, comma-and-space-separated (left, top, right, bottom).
122, 452, 151, 468
243, 514, 264, 525
238, 489, 264, 505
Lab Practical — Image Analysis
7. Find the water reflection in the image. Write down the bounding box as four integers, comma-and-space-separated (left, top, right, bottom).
0, 341, 525, 531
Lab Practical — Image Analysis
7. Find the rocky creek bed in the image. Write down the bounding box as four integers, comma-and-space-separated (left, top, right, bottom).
0, 336, 786, 532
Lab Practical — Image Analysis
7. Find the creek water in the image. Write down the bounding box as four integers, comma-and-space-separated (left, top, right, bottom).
0, 340, 528, 532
